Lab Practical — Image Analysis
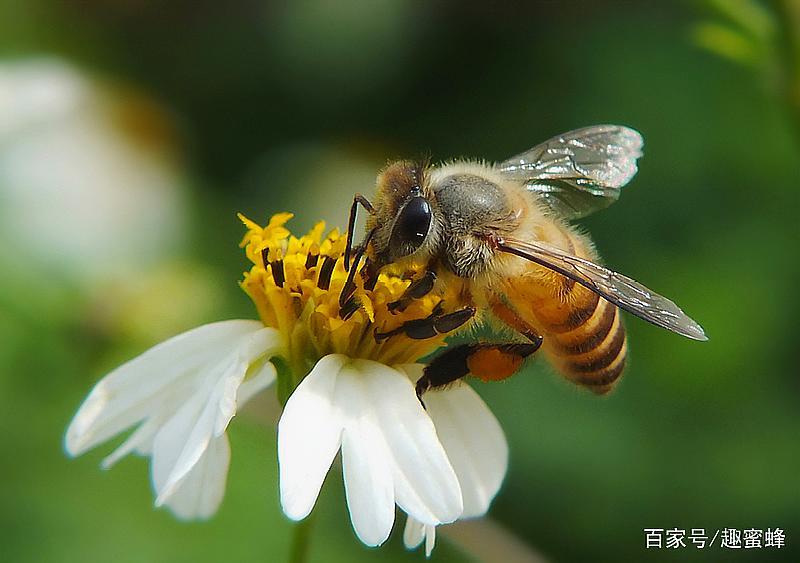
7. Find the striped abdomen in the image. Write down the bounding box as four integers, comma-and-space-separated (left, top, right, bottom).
502, 225, 627, 394
538, 287, 627, 394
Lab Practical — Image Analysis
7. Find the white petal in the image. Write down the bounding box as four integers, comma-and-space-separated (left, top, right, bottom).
349, 359, 462, 527
338, 363, 397, 546
422, 382, 508, 518
157, 434, 231, 520
151, 388, 210, 505
65, 320, 265, 456
101, 415, 164, 469
341, 422, 395, 546
403, 516, 425, 549
211, 327, 283, 437
236, 361, 277, 406
424, 524, 436, 557
149, 327, 280, 504
153, 363, 239, 504
278, 354, 347, 521
403, 516, 437, 557
278, 356, 463, 538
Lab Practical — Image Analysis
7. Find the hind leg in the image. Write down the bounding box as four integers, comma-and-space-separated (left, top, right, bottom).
416, 340, 541, 403
415, 297, 544, 403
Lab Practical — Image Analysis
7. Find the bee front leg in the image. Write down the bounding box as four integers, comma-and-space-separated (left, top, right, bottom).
344, 193, 375, 271
388, 270, 437, 313
338, 226, 377, 313
416, 341, 542, 403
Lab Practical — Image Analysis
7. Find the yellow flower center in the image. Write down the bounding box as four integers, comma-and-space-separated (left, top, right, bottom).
239, 213, 451, 380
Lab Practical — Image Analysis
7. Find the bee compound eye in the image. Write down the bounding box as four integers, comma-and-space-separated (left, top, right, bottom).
391, 196, 432, 254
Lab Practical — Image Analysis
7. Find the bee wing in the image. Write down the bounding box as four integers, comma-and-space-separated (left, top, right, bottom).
496, 237, 707, 341
498, 125, 644, 219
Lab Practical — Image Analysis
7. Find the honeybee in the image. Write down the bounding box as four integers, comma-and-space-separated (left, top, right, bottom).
341, 125, 706, 399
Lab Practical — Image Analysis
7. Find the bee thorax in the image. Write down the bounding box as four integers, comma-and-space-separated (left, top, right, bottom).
433, 172, 513, 278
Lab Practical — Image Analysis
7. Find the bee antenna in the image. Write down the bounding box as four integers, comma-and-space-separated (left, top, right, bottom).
344, 194, 375, 271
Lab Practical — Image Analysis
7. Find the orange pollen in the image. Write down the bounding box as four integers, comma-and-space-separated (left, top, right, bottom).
467, 348, 524, 382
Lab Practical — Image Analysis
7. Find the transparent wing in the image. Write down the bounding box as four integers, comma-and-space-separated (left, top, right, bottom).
496, 237, 707, 341
498, 125, 644, 219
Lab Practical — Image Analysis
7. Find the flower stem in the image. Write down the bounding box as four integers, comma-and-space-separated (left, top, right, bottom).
288, 514, 316, 563
272, 355, 296, 407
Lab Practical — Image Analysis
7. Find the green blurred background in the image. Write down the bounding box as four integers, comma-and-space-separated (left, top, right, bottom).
1, 1, 798, 562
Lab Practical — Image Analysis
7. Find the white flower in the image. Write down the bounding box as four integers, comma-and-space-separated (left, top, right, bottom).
399, 365, 509, 556
278, 354, 464, 546
0, 58, 187, 281
65, 320, 284, 519
66, 214, 513, 554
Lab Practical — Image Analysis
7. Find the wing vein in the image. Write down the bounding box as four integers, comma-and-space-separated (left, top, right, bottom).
499, 125, 644, 219
496, 237, 707, 341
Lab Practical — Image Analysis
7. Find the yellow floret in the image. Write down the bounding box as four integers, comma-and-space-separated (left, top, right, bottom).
239, 213, 452, 380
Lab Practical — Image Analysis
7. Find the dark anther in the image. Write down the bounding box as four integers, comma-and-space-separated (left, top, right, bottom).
261, 248, 269, 269
361, 258, 378, 291
339, 296, 361, 320
305, 250, 319, 270
317, 256, 336, 290
339, 276, 358, 308
270, 259, 285, 288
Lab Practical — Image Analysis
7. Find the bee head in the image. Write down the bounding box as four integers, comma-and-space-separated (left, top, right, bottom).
366, 159, 438, 267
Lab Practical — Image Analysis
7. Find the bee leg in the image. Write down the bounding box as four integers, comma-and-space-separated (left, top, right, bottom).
344, 193, 375, 271
338, 226, 377, 312
416, 341, 541, 403
388, 270, 437, 313
490, 298, 543, 344
375, 306, 475, 341
416, 344, 475, 402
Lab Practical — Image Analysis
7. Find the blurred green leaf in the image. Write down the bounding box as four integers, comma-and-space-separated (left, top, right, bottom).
705, 0, 776, 41
692, 21, 762, 66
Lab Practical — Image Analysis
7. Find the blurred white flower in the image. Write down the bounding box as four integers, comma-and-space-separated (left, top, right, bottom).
0, 57, 186, 281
